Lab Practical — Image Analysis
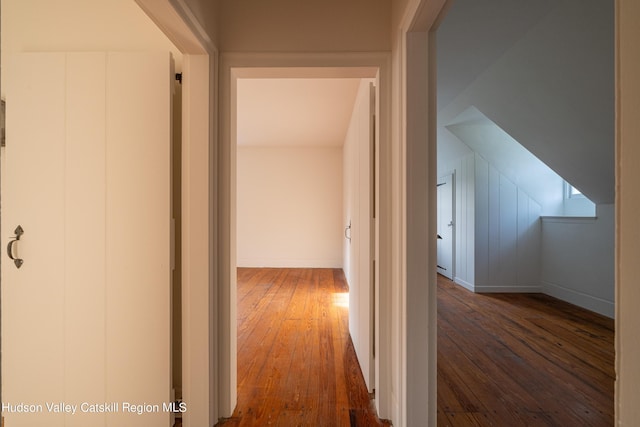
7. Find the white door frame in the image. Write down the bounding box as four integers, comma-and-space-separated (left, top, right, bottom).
218, 52, 392, 418
396, 0, 451, 425
403, 1, 634, 425
133, 1, 218, 425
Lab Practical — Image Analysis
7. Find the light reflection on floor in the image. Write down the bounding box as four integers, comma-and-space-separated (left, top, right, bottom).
332, 292, 349, 308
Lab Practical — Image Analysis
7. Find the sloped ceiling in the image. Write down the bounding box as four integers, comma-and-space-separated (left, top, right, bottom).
446, 107, 566, 215
436, 0, 557, 111
236, 78, 361, 147
437, 0, 615, 205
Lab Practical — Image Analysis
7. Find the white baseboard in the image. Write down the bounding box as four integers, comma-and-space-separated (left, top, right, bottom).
453, 277, 475, 292
237, 258, 343, 268
542, 281, 614, 318
453, 278, 541, 293
474, 285, 542, 293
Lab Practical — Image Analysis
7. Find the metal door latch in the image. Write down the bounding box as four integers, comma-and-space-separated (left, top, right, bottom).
344, 221, 352, 242
7, 225, 24, 268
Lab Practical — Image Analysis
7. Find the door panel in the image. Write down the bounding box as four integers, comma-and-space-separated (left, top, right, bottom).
105, 52, 172, 424
346, 80, 375, 392
2, 52, 172, 426
437, 174, 454, 280
3, 53, 67, 427
65, 52, 108, 427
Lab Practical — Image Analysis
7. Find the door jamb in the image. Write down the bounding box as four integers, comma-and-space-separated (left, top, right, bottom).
400, 0, 451, 425
133, 1, 218, 425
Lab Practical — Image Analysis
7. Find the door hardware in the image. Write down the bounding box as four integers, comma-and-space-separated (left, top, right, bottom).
345, 221, 352, 242
7, 225, 24, 268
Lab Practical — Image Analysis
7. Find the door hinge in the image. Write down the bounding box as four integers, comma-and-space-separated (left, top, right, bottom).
171, 218, 176, 271
1, 99, 6, 147
372, 259, 376, 359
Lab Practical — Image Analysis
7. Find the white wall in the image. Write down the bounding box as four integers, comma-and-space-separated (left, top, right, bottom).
217, 0, 390, 52
563, 194, 596, 217
441, 152, 541, 292
343, 79, 374, 390
236, 146, 343, 268
474, 155, 542, 292
541, 204, 615, 318
444, 149, 614, 317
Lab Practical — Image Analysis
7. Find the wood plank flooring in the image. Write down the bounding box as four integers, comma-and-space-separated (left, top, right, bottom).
212, 268, 614, 427
437, 274, 615, 426
217, 268, 389, 426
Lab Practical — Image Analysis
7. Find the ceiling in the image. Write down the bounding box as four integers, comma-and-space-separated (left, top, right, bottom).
236, 78, 362, 147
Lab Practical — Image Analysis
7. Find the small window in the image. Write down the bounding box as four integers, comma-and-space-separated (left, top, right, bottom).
565, 181, 584, 199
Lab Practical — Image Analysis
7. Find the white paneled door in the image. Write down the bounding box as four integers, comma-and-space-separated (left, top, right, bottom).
437, 174, 454, 280
2, 52, 172, 427
345, 81, 375, 393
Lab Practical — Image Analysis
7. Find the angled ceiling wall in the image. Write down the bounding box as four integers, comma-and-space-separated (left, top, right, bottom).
437, 0, 614, 205
446, 106, 567, 215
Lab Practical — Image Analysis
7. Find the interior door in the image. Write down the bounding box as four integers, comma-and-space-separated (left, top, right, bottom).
1, 52, 172, 427
437, 174, 454, 279
346, 80, 375, 392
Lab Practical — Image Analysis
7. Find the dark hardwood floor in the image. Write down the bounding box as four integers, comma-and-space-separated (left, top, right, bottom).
211, 268, 614, 427
437, 274, 615, 426
217, 268, 389, 426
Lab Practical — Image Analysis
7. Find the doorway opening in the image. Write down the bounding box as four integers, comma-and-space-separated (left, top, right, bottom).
433, 0, 616, 424
230, 66, 381, 420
